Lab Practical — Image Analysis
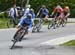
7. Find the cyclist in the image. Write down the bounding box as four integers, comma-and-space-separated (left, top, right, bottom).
21, 8, 35, 25
50, 4, 63, 20
50, 5, 63, 27
9, 5, 18, 27
36, 5, 49, 31
13, 14, 33, 41
24, 4, 31, 16
63, 6, 70, 22
29, 9, 35, 26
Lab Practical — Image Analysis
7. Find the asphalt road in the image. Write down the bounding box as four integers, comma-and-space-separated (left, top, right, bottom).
0, 23, 75, 55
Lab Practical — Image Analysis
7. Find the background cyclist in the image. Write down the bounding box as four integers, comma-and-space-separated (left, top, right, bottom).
36, 5, 49, 31
63, 6, 70, 23
50, 4, 63, 26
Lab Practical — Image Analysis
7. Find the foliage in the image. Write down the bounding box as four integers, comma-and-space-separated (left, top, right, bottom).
0, 0, 75, 17
0, 12, 9, 18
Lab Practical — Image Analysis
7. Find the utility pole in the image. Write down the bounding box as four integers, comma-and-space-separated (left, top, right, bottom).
14, 0, 16, 6
25, 0, 30, 8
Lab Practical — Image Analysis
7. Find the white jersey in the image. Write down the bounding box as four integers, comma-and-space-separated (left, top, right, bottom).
24, 8, 30, 16
9, 7, 18, 17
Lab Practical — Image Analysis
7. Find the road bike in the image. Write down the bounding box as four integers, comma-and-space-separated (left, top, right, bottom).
10, 24, 28, 49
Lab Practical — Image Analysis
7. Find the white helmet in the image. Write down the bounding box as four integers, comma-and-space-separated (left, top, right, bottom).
26, 4, 30, 8
65, 6, 69, 9
56, 5, 62, 9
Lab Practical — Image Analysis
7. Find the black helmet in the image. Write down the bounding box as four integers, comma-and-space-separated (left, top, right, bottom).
27, 14, 32, 19
30, 9, 34, 13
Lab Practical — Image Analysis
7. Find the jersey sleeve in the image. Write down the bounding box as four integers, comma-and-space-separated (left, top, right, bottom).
18, 18, 25, 27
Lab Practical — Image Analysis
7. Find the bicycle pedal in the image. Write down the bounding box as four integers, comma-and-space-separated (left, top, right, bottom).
19, 39, 22, 42
11, 39, 17, 42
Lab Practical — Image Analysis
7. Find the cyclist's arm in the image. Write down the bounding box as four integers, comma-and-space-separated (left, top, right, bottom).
9, 8, 12, 16
51, 8, 56, 15
15, 8, 19, 17
65, 10, 70, 18
17, 18, 25, 28
36, 8, 41, 16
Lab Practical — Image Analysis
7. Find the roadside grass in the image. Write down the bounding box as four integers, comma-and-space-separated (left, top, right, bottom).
0, 18, 9, 29
0, 18, 75, 29
0, 18, 51, 29
60, 40, 75, 46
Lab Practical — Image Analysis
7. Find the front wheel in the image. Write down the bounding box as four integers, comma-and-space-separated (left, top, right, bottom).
10, 40, 17, 49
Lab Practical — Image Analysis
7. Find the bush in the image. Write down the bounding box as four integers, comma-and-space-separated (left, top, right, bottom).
0, 12, 9, 18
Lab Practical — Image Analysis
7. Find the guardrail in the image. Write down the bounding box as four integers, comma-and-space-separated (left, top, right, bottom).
35, 18, 75, 22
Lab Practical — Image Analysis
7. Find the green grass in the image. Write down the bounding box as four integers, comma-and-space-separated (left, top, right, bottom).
0, 18, 9, 29
0, 18, 75, 29
61, 40, 75, 46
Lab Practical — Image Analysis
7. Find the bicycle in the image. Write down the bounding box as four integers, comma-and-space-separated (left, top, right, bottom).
57, 14, 66, 27
7, 17, 18, 28
10, 24, 28, 49
32, 18, 44, 32
48, 15, 58, 29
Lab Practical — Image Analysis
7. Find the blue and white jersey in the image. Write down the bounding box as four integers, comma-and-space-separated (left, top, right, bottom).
9, 7, 18, 18
31, 12, 35, 19
9, 8, 14, 17
18, 16, 33, 28
39, 8, 49, 16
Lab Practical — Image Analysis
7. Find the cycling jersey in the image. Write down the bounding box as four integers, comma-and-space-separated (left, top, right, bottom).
9, 7, 18, 18
52, 5, 63, 18
38, 7, 49, 18
18, 16, 32, 28
54, 6, 63, 14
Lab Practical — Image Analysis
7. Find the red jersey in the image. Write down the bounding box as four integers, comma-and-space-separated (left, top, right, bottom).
54, 6, 63, 14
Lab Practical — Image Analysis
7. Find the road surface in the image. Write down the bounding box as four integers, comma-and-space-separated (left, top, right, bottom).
0, 23, 75, 55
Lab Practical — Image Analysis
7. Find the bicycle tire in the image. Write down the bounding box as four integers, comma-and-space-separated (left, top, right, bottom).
32, 26, 37, 33
48, 20, 56, 29
10, 29, 22, 49
7, 19, 15, 28
10, 40, 17, 49
48, 21, 52, 29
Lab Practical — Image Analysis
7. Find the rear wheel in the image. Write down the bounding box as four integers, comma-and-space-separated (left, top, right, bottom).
7, 19, 16, 28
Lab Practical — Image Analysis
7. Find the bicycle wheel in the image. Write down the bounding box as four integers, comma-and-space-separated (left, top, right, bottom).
10, 40, 17, 49
36, 23, 41, 32
7, 19, 15, 28
48, 21, 52, 29
32, 25, 37, 33
48, 20, 56, 29
10, 29, 23, 49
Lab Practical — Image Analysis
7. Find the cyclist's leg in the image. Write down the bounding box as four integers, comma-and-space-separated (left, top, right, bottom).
13, 27, 21, 39
19, 24, 32, 41
37, 18, 44, 31
12, 17, 17, 27
19, 25, 28, 41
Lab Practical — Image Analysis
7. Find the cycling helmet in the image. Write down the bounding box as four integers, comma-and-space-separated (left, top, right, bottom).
27, 14, 32, 19
26, 4, 30, 8
56, 5, 62, 9
65, 6, 69, 9
30, 9, 34, 13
